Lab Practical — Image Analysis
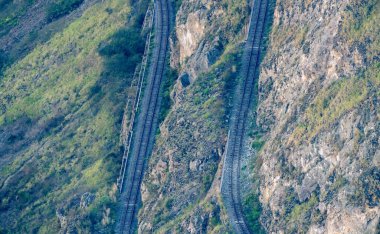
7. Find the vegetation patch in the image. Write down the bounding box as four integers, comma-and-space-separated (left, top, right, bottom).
156, 195, 228, 233
291, 63, 380, 144
330, 176, 348, 192
46, 0, 84, 22
350, 167, 380, 208
287, 194, 318, 221
342, 0, 379, 62
95, 26, 145, 107
0, 49, 8, 74
0, 0, 144, 232
159, 68, 178, 125
286, 193, 319, 233
251, 137, 265, 151
220, 0, 249, 39
0, 0, 36, 37
243, 193, 265, 233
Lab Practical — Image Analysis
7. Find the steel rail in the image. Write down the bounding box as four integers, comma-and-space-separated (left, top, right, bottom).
116, 0, 171, 233
118, 23, 154, 193
221, 0, 269, 233
117, 4, 155, 193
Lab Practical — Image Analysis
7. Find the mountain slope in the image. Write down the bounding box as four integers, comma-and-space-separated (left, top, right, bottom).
0, 0, 378, 233
138, 0, 251, 232
255, 0, 379, 232
0, 0, 144, 232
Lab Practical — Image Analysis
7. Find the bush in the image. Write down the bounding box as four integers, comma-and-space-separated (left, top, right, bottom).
94, 27, 144, 106
46, 0, 84, 22
0, 50, 8, 74
98, 28, 144, 78
243, 194, 265, 233
0, 0, 37, 37
164, 198, 174, 210
201, 174, 213, 194
159, 68, 178, 124
0, 0, 12, 9
251, 138, 265, 151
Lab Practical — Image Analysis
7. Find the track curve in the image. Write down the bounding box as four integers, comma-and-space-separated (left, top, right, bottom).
220, 0, 269, 233
115, 0, 172, 233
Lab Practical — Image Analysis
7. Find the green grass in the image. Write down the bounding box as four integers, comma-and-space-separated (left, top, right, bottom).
342, 0, 379, 62
287, 194, 318, 222
221, 0, 249, 40
291, 63, 380, 144
0, 0, 133, 124
285, 193, 319, 233
0, 0, 145, 232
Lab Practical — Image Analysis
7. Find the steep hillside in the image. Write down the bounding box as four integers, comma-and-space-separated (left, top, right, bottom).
0, 0, 148, 232
0, 0, 98, 73
138, 0, 252, 232
255, 0, 379, 233
139, 0, 379, 232
0, 0, 378, 233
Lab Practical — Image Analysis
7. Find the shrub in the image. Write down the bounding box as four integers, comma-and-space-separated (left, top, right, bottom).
98, 28, 144, 78
0, 0, 12, 9
287, 194, 318, 221
251, 138, 265, 151
350, 167, 380, 208
0, 0, 37, 37
201, 174, 213, 194
0, 50, 7, 72
243, 193, 265, 233
164, 198, 174, 210
95, 27, 144, 107
46, 0, 84, 22
159, 68, 178, 124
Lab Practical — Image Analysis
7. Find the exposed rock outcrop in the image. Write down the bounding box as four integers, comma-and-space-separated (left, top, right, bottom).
256, 0, 379, 233
139, 0, 249, 232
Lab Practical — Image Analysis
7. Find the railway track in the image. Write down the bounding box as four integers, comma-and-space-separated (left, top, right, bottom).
115, 0, 172, 233
220, 0, 269, 233
117, 6, 154, 193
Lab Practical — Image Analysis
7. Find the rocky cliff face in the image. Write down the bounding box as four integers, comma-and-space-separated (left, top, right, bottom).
1, 0, 378, 232
141, 0, 379, 233
256, 0, 379, 233
139, 0, 249, 232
